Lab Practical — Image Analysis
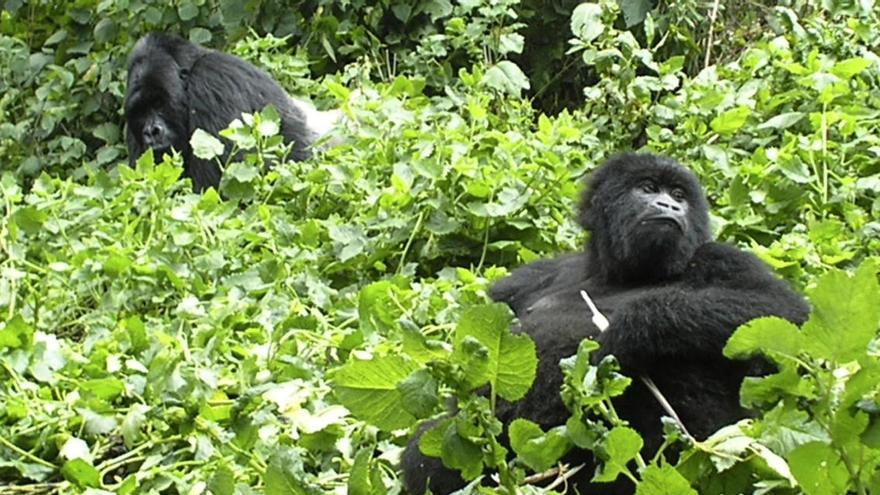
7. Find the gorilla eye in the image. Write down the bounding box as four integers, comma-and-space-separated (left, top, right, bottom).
671, 188, 687, 201
639, 181, 659, 194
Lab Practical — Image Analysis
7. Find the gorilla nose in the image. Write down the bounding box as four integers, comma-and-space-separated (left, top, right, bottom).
653, 193, 682, 213
143, 123, 166, 147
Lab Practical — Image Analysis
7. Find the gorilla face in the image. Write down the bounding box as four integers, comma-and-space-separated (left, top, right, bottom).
579, 154, 711, 283
124, 47, 189, 165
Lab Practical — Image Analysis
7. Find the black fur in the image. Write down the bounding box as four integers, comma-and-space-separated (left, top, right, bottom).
402, 153, 809, 494
124, 33, 316, 192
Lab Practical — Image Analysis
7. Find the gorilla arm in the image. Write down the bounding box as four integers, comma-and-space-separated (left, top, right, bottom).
489, 253, 588, 315
593, 243, 810, 372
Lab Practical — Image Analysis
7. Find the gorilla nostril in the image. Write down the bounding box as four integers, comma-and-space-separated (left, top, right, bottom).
655, 200, 681, 212
143, 124, 165, 145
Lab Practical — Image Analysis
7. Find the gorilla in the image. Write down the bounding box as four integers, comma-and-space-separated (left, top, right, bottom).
124, 33, 340, 192
402, 153, 810, 494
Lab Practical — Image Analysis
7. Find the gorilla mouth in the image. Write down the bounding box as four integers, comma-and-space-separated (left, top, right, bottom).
641, 216, 684, 231
150, 146, 174, 158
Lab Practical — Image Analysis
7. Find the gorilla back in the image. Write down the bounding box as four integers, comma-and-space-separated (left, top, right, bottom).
124, 33, 326, 192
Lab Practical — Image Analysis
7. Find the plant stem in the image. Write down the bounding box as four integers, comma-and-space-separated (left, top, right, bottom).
0, 436, 55, 469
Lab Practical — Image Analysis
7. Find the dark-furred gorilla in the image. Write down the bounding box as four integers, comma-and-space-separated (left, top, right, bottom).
124, 33, 339, 192
402, 153, 809, 494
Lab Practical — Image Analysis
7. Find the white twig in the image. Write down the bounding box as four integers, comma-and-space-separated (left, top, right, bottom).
545, 463, 584, 491
579, 289, 693, 440
704, 0, 722, 69
579, 290, 609, 331
522, 463, 585, 491
640, 376, 692, 439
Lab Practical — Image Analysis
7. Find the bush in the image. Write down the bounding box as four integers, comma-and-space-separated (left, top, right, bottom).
2, 0, 880, 493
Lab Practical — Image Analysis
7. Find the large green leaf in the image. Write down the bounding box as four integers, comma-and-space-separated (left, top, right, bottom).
509, 418, 571, 471
453, 303, 537, 401
801, 261, 880, 363
331, 355, 420, 431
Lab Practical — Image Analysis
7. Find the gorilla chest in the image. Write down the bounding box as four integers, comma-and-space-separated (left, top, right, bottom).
519, 284, 645, 343
526, 285, 644, 321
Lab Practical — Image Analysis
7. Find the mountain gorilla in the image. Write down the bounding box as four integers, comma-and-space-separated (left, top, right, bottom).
402, 153, 809, 494
124, 33, 340, 192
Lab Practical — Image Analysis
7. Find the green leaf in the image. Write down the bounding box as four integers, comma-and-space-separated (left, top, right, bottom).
499, 33, 525, 55
418, 419, 449, 458
787, 442, 849, 495
801, 261, 880, 363
710, 106, 751, 134
619, 0, 651, 27
191, 129, 225, 160
92, 123, 120, 144
739, 365, 814, 407
724, 317, 803, 364
12, 206, 46, 235
117, 475, 138, 495
440, 422, 483, 480
208, 465, 236, 495
424, 0, 452, 21
453, 303, 537, 401
391, 3, 411, 22
0, 315, 34, 349
81, 377, 125, 401
453, 336, 491, 389
60, 459, 100, 488
328, 223, 367, 262
756, 112, 805, 130
593, 427, 643, 482
777, 157, 813, 184
348, 448, 386, 495
178, 1, 199, 21
264, 450, 317, 495
226, 162, 260, 182
93, 18, 117, 43
258, 105, 281, 137
189, 27, 212, 44
30, 332, 65, 383
831, 58, 872, 79
570, 3, 604, 42
121, 404, 149, 448
481, 61, 530, 96
358, 281, 402, 335
396, 369, 439, 418
331, 355, 419, 431
509, 419, 572, 471
635, 465, 697, 495
566, 415, 604, 450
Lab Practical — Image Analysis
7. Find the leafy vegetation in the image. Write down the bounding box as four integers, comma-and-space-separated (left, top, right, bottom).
2, 0, 880, 493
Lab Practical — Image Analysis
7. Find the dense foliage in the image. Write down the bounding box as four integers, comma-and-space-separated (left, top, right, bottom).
2, 0, 880, 493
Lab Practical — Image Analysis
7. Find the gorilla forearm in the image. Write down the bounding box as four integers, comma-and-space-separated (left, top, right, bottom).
489, 253, 586, 314
596, 244, 809, 371
598, 286, 804, 370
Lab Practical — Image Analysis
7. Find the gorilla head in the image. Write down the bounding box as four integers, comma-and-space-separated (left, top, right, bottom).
124, 33, 337, 192
124, 35, 192, 167
578, 154, 711, 284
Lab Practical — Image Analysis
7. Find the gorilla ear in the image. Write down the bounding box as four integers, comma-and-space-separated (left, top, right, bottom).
576, 194, 594, 230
